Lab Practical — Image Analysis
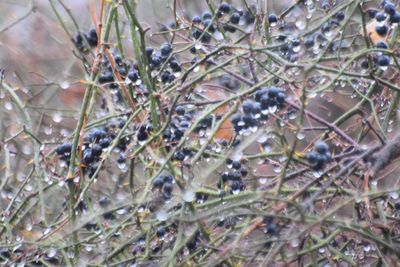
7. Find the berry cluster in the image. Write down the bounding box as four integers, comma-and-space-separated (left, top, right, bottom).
152, 172, 174, 200
162, 106, 192, 150
55, 120, 130, 177
360, 1, 399, 70
73, 28, 98, 52
219, 159, 248, 195
190, 2, 255, 45
230, 87, 286, 135
306, 141, 331, 171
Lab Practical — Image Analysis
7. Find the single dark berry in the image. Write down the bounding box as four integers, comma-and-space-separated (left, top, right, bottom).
163, 182, 173, 194
145, 47, 154, 58
335, 11, 345, 22
156, 227, 166, 238
174, 151, 185, 161
192, 16, 202, 24
92, 144, 102, 157
232, 161, 241, 170
307, 151, 318, 164
395, 201, 400, 210
231, 180, 243, 193
375, 12, 387, 22
240, 166, 248, 177
360, 59, 370, 69
390, 12, 400, 23
160, 42, 173, 57
216, 11, 224, 18
201, 32, 212, 43
203, 19, 216, 33
117, 155, 125, 164
179, 121, 190, 130
266, 223, 277, 234
230, 113, 242, 125
175, 106, 185, 115
315, 141, 329, 155
375, 25, 389, 36
321, 22, 331, 34
376, 41, 388, 49
99, 196, 110, 207
151, 55, 162, 67
367, 9, 379, 19
292, 39, 301, 47
56, 143, 72, 155
218, 2, 231, 13
103, 211, 116, 220
242, 100, 256, 114
219, 2, 231, 13
98, 72, 114, 84
223, 24, 236, 33
243, 10, 255, 24
128, 70, 140, 82
173, 128, 184, 139
304, 36, 315, 49
192, 29, 203, 40
86, 28, 98, 47
230, 12, 241, 24
268, 14, 278, 24
384, 2, 396, 16
276, 92, 286, 104
377, 55, 390, 66
161, 71, 171, 83
137, 130, 148, 141
202, 12, 212, 20
83, 149, 94, 164
153, 176, 164, 189
73, 33, 85, 48
169, 60, 181, 72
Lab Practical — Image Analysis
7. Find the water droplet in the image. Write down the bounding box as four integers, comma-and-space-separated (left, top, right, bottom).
194, 42, 203, 50
47, 248, 57, 258
389, 192, 399, 199
117, 162, 127, 171
213, 31, 224, 40
259, 177, 267, 184
308, 91, 317, 98
231, 152, 242, 161
273, 165, 282, 173
20, 224, 30, 234
44, 126, 53, 135
318, 247, 325, 253
257, 134, 268, 143
4, 102, 13, 110
296, 132, 305, 140
116, 208, 127, 215
193, 66, 200, 73
156, 210, 168, 221
52, 112, 63, 123
60, 81, 69, 89
43, 227, 52, 235
268, 105, 277, 113
363, 244, 371, 252
312, 170, 322, 178
290, 238, 299, 247
182, 189, 195, 202
232, 188, 240, 194
293, 45, 301, 53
